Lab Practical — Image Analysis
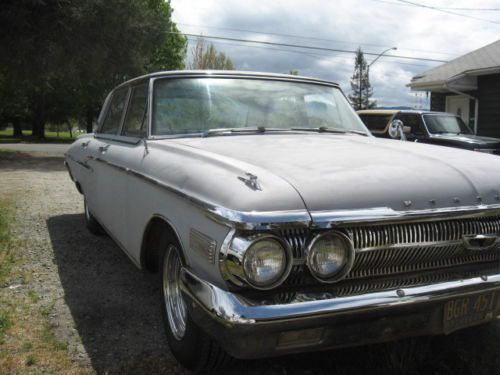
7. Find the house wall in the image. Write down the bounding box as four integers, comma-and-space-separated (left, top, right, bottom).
477, 74, 500, 137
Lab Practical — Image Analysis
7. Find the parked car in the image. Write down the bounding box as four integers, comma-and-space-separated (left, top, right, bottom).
357, 109, 500, 154
66, 71, 500, 373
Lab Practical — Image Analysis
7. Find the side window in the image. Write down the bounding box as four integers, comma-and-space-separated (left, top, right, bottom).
399, 114, 425, 136
122, 84, 148, 137
100, 88, 128, 134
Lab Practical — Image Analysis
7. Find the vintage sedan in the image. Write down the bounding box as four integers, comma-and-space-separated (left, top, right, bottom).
65, 71, 500, 373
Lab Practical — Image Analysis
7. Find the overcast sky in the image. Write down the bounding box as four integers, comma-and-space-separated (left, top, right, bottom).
170, 0, 500, 108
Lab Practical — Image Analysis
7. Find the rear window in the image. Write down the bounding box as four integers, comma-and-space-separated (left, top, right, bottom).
358, 114, 393, 132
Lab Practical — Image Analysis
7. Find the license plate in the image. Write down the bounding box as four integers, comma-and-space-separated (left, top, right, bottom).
443, 292, 497, 334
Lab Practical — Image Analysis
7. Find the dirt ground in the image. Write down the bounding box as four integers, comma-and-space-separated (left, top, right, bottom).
1, 152, 500, 375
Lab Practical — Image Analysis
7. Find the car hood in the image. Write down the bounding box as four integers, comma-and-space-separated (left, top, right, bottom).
430, 133, 500, 148
170, 134, 500, 214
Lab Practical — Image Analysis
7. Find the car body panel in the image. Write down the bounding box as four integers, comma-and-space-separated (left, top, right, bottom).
170, 134, 500, 213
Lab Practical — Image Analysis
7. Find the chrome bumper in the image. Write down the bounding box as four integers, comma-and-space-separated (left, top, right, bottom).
180, 269, 500, 358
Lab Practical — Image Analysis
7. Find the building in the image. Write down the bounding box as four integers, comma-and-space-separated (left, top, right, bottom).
408, 40, 500, 137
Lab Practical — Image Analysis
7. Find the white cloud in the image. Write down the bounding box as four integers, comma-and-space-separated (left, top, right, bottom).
171, 0, 500, 107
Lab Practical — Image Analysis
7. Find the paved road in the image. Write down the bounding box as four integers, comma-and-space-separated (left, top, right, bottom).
1, 152, 500, 375
0, 142, 70, 154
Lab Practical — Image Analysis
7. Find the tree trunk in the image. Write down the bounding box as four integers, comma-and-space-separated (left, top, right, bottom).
12, 118, 22, 138
32, 108, 46, 140
85, 108, 94, 133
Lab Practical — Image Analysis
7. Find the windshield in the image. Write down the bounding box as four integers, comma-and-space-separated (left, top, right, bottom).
152, 77, 368, 136
423, 114, 472, 135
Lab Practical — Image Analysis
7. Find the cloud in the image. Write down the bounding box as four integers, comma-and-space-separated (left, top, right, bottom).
171, 0, 500, 107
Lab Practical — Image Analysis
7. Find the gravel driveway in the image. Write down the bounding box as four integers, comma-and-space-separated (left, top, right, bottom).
1, 152, 500, 375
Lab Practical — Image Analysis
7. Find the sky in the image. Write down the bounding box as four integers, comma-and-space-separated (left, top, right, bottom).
170, 0, 500, 108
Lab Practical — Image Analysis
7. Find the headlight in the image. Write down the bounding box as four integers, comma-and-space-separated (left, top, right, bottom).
306, 231, 354, 283
242, 237, 291, 289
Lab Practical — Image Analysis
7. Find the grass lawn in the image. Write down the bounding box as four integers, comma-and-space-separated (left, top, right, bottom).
0, 129, 77, 144
0, 197, 89, 374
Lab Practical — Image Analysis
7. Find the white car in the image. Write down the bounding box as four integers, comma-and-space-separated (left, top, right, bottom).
65, 71, 500, 373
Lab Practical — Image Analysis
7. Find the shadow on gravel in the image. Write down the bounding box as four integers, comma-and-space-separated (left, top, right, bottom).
47, 213, 500, 375
0, 154, 65, 172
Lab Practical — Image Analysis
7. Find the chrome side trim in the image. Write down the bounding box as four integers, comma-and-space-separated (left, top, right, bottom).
81, 156, 500, 229
180, 268, 500, 325
311, 205, 500, 227
86, 155, 311, 229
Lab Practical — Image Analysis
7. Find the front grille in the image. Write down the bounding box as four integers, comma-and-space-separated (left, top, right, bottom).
276, 216, 500, 293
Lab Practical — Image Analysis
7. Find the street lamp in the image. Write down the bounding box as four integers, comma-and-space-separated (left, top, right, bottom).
369, 46, 397, 68
358, 46, 397, 109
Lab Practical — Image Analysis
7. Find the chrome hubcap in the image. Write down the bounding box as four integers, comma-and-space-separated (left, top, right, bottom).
163, 245, 187, 340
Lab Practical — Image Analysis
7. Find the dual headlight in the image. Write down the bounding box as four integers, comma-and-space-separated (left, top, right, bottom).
306, 231, 354, 283
224, 231, 354, 289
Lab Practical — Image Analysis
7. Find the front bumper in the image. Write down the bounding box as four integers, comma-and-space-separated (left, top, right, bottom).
180, 269, 500, 359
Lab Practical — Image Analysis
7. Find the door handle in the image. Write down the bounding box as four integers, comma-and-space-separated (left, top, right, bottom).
98, 144, 110, 153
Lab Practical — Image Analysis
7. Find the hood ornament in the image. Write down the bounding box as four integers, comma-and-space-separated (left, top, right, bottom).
238, 173, 262, 191
463, 234, 499, 251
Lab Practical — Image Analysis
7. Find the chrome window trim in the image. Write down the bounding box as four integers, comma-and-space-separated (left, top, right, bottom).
93, 133, 143, 145
147, 74, 368, 139
121, 82, 149, 138
97, 86, 131, 135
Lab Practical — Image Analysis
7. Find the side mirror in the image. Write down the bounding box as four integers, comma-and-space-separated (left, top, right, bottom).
388, 119, 407, 141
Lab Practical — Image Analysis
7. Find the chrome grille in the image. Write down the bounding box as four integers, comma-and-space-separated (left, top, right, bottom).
278, 216, 500, 287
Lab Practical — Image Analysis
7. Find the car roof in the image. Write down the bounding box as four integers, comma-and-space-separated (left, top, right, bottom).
114, 70, 340, 90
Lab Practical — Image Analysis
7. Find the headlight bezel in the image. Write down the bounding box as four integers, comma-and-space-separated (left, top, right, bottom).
241, 235, 292, 289
306, 230, 355, 283
222, 233, 293, 290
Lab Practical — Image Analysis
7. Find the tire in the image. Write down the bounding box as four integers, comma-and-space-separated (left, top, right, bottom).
84, 197, 105, 235
160, 239, 233, 373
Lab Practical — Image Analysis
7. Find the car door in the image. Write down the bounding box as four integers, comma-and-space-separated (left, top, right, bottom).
91, 86, 130, 242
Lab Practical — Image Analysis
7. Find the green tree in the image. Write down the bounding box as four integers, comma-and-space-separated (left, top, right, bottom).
189, 37, 234, 70
348, 48, 376, 110
0, 0, 187, 138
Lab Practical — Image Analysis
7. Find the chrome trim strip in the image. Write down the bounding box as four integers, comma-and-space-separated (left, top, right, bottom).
311, 205, 500, 227
87, 155, 310, 229
180, 268, 500, 325
79, 156, 500, 229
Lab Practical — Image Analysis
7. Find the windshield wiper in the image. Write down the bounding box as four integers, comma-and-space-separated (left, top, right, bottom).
202, 127, 300, 137
291, 126, 368, 136
202, 127, 267, 137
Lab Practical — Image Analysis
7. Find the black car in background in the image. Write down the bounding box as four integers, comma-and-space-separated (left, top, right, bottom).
357, 109, 500, 154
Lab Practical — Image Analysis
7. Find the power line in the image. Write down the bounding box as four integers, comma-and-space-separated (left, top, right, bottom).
185, 36, 437, 68
178, 22, 455, 57
394, 0, 500, 25
175, 32, 448, 63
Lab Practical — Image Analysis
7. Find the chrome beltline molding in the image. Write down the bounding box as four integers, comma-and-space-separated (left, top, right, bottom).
75, 155, 500, 229
180, 268, 500, 325
86, 155, 311, 229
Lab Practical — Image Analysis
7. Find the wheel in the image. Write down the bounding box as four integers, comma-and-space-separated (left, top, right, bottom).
84, 197, 105, 235
160, 240, 233, 373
